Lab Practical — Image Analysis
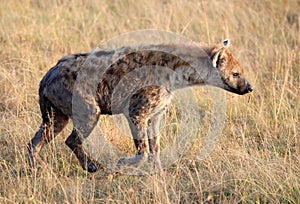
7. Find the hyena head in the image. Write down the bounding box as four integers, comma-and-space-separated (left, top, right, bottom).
210, 39, 253, 95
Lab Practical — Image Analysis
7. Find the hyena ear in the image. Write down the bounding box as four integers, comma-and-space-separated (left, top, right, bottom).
211, 39, 230, 68
222, 39, 230, 47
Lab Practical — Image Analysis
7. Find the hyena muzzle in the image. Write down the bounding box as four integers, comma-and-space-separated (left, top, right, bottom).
27, 39, 253, 173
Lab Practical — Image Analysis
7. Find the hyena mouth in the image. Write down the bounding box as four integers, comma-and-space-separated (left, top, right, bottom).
224, 81, 253, 95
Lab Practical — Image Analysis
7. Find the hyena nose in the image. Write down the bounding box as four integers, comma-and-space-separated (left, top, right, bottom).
247, 83, 253, 93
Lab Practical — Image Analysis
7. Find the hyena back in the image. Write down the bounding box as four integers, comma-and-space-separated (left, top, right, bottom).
27, 40, 253, 172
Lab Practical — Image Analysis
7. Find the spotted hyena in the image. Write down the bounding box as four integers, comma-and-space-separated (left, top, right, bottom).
27, 39, 253, 172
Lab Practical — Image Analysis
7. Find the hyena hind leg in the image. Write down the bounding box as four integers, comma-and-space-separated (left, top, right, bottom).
27, 100, 69, 168
65, 113, 100, 173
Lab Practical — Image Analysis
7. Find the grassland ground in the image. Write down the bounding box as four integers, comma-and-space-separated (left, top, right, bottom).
0, 0, 299, 203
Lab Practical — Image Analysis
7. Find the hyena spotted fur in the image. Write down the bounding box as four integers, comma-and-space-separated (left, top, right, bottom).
27, 39, 253, 172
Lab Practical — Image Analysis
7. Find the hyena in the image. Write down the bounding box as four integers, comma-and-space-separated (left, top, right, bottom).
27, 39, 253, 173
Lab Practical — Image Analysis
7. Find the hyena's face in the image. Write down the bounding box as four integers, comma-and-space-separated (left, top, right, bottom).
211, 40, 253, 95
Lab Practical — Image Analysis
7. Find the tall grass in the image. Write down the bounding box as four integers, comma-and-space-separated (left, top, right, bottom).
0, 0, 299, 203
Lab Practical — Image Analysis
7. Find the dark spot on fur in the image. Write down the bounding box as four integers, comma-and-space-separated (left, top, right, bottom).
74, 52, 89, 59
72, 72, 77, 80
116, 59, 125, 66
95, 50, 115, 57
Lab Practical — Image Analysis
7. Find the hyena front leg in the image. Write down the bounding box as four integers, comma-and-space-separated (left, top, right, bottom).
117, 115, 149, 168
147, 112, 164, 171
117, 87, 169, 169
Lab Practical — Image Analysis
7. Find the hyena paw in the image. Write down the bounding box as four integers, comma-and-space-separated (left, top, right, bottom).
116, 154, 148, 168
87, 161, 98, 173
147, 153, 155, 162
148, 153, 163, 172
82, 158, 99, 173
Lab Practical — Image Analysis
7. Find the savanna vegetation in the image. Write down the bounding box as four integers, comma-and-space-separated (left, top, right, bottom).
0, 0, 299, 203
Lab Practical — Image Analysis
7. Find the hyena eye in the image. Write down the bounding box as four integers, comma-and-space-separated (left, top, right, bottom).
232, 73, 239, 78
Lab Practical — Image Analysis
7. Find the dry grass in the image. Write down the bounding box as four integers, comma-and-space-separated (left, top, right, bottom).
0, 0, 299, 203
